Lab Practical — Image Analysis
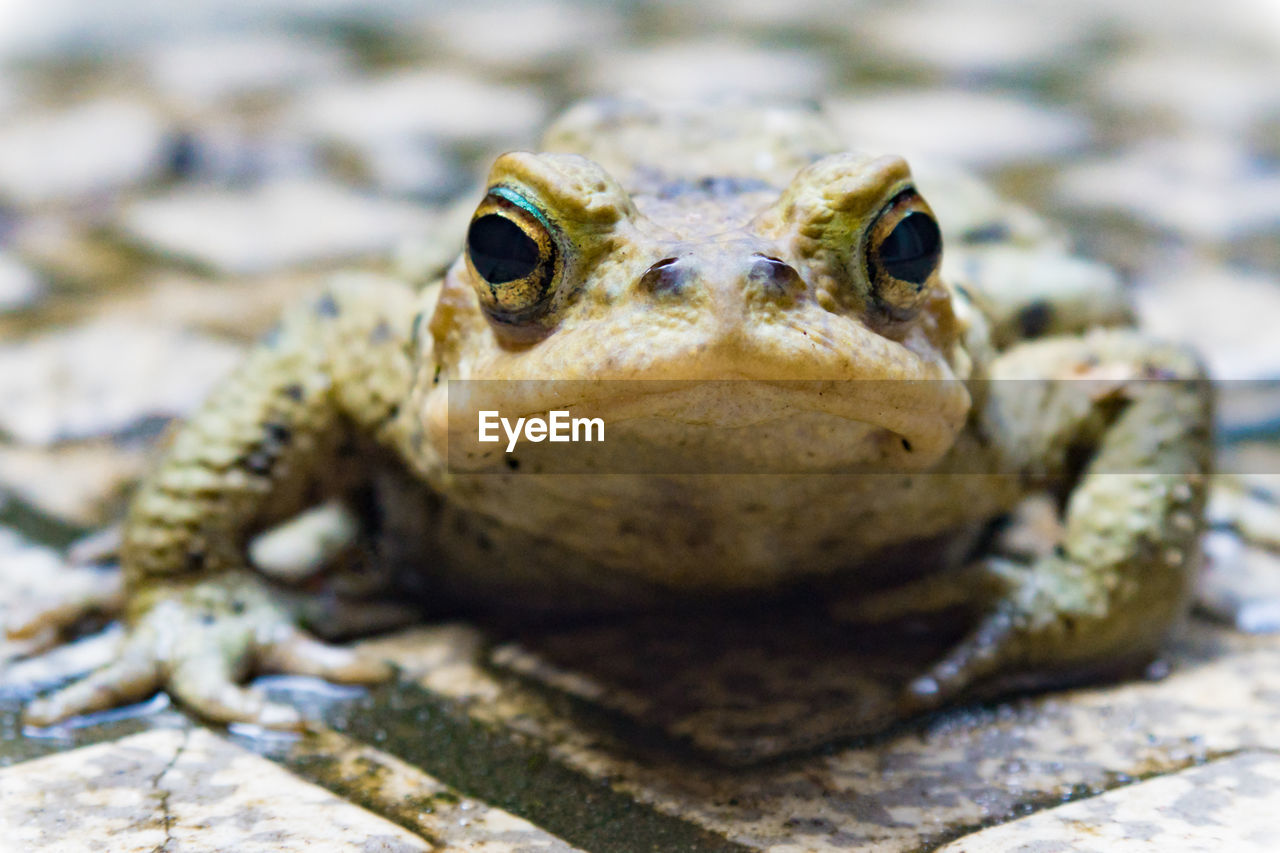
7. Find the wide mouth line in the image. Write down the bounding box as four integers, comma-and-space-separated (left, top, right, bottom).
442, 378, 963, 445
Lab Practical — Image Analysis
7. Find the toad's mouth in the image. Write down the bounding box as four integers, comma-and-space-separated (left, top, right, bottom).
432, 378, 970, 474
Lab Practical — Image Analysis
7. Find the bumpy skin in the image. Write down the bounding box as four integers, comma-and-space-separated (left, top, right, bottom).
25, 99, 1211, 728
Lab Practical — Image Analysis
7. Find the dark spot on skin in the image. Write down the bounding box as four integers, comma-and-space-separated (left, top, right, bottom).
747, 254, 803, 296
265, 423, 292, 445
369, 319, 393, 344
901, 438, 913, 452
1054, 544, 1067, 558
282, 383, 304, 402
505, 456, 520, 471
1142, 363, 1179, 380
639, 257, 690, 296
230, 598, 246, 615
960, 222, 1012, 244
242, 422, 293, 476
432, 364, 441, 386
476, 531, 493, 552
1018, 300, 1054, 338
185, 549, 206, 572
315, 293, 340, 318
199, 611, 215, 626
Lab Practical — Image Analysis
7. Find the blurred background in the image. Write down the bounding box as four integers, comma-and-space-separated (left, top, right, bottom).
0, 0, 1277, 533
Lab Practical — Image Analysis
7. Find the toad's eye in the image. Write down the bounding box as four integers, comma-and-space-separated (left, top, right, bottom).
466, 188, 561, 322
866, 189, 942, 313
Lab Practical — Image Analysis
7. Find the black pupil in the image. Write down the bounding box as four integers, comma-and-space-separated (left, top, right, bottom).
468, 214, 540, 283
878, 212, 941, 286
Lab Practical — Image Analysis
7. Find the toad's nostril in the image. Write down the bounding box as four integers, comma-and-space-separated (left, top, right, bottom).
639, 257, 689, 296
747, 255, 803, 296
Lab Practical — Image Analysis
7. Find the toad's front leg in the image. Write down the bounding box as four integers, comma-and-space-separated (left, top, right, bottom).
24, 274, 421, 728
865, 330, 1212, 712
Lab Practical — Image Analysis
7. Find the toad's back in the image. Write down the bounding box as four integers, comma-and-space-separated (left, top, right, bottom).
540, 99, 846, 233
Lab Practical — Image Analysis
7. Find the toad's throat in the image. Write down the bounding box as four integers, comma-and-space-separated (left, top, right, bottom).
437, 379, 968, 474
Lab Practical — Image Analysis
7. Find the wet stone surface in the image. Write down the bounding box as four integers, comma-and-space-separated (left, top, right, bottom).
0, 728, 577, 852
934, 751, 1280, 852
0, 1, 1278, 851
354, 615, 1280, 852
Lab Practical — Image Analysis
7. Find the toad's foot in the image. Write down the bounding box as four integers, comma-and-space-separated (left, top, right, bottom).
845, 552, 1168, 715
23, 572, 392, 729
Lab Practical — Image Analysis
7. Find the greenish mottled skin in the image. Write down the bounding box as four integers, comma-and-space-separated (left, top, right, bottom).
25, 100, 1211, 729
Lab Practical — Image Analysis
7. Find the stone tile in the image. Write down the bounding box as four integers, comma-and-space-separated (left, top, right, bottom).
855, 0, 1094, 77
936, 751, 1280, 852
0, 100, 170, 207
289, 729, 586, 852
364, 617, 1280, 852
119, 179, 435, 275
580, 39, 830, 101
418, 1, 623, 76
909, 161, 1063, 250
289, 70, 548, 151
1199, 530, 1280, 634
6, 216, 150, 299
642, 0, 866, 36
1093, 48, 1280, 134
0, 76, 19, 118
1132, 263, 1280, 380
0, 728, 434, 851
0, 252, 43, 313
1054, 135, 1280, 242
0, 441, 147, 525
0, 320, 242, 446
392, 193, 477, 286
0, 527, 121, 664
144, 33, 350, 105
165, 119, 321, 186
356, 138, 465, 202
0, 1, 429, 59
94, 270, 324, 343
827, 89, 1090, 170
1083, 0, 1280, 57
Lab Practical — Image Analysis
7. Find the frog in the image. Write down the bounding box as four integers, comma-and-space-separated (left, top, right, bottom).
20, 97, 1211, 730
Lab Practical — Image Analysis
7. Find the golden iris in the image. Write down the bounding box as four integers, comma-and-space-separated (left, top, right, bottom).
865, 189, 942, 313
466, 187, 562, 322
